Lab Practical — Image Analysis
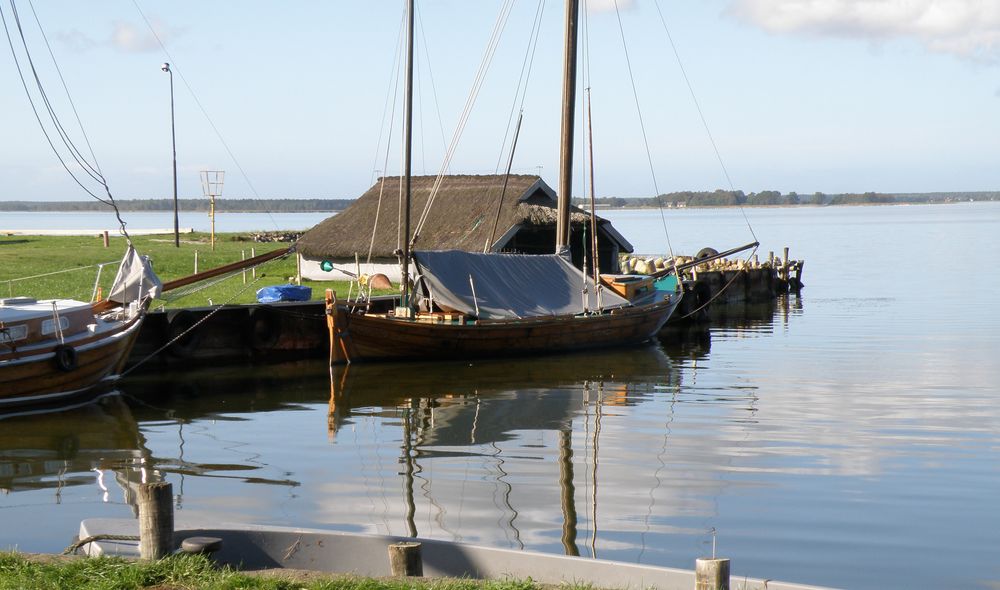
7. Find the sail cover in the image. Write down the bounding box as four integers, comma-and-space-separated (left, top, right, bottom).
412, 250, 630, 320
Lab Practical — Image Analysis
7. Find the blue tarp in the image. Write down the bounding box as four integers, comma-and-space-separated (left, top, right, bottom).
256, 284, 312, 304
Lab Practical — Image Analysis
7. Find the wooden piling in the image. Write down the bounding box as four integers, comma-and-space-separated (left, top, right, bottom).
695, 557, 730, 590
388, 541, 423, 576
138, 482, 174, 560
102, 230, 110, 248
782, 247, 790, 281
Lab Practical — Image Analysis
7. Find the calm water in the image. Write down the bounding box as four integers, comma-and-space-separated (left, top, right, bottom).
3, 202, 1000, 589
0, 210, 332, 233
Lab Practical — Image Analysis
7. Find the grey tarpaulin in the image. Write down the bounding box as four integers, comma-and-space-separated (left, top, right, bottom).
412, 250, 629, 320
107, 245, 163, 305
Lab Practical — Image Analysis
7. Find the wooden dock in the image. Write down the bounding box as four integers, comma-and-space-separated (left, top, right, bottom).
125, 251, 803, 367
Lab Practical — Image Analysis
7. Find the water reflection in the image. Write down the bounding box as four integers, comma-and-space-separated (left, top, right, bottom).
0, 394, 152, 515
1, 300, 787, 569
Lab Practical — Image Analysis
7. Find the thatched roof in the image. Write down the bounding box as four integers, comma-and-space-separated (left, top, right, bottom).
298, 174, 621, 259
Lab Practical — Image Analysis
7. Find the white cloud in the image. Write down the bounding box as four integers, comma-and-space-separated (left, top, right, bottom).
728, 0, 1000, 63
110, 20, 164, 53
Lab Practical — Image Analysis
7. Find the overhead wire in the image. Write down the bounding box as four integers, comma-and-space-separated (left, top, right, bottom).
651, 0, 757, 243
494, 0, 547, 174
609, 0, 675, 261
130, 0, 280, 231
0, 0, 131, 241
412, 0, 517, 243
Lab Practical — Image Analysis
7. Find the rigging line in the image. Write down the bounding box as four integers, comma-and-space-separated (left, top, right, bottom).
10, 2, 104, 188
3, 2, 105, 191
0, 3, 117, 211
20, 0, 130, 240
415, 6, 448, 159
651, 0, 757, 243
369, 15, 407, 266
611, 0, 675, 260
494, 0, 546, 173
23, 1, 130, 242
371, 10, 407, 185
131, 0, 280, 232
413, 0, 516, 241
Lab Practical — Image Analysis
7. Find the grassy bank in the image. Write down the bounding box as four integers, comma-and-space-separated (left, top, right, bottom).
0, 552, 548, 590
0, 233, 382, 308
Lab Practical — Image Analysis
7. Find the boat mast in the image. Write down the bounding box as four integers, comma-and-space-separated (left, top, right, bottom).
555, 0, 580, 257
401, 0, 415, 307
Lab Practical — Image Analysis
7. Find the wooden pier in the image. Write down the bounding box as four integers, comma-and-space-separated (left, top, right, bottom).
126, 250, 804, 367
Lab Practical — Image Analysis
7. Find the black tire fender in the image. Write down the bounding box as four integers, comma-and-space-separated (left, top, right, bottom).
249, 305, 282, 351
695, 247, 719, 259
167, 310, 203, 359
53, 344, 78, 372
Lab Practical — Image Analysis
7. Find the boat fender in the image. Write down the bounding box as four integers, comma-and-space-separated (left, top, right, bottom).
53, 344, 78, 372
249, 305, 282, 351
167, 310, 203, 359
695, 247, 719, 259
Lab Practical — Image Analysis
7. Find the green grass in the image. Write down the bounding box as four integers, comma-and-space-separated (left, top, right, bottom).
0, 552, 553, 590
0, 233, 390, 308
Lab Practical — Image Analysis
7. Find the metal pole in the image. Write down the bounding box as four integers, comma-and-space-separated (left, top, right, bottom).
555, 0, 580, 256
163, 63, 179, 248
401, 0, 415, 307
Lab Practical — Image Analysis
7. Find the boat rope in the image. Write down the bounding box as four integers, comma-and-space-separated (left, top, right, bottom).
129, 0, 280, 232
412, 0, 516, 244
674, 256, 757, 321
63, 534, 140, 555
1, 0, 132, 243
2, 261, 119, 298
651, 0, 758, 243
416, 6, 450, 161
494, 0, 546, 174
609, 0, 676, 264
118, 274, 268, 379
368, 14, 406, 269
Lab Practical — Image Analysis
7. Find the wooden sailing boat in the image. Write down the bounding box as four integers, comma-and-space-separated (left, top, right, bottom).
0, 246, 160, 408
326, 0, 680, 363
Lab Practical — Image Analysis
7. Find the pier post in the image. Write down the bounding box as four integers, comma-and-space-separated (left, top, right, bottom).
695, 557, 730, 590
782, 247, 790, 281
138, 482, 174, 560
388, 541, 423, 576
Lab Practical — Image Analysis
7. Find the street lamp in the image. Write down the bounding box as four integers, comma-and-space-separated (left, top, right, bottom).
162, 62, 179, 248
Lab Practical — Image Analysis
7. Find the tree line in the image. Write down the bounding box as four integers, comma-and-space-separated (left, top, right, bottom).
574, 190, 1000, 208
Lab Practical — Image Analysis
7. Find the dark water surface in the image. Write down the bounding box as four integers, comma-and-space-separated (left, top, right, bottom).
3, 203, 1000, 589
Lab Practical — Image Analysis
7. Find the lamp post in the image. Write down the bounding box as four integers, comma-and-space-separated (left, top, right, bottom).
162, 62, 179, 248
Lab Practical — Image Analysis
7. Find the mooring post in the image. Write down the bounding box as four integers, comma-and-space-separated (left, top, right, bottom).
695, 557, 730, 590
251, 247, 257, 279
138, 482, 174, 560
102, 230, 110, 248
241, 250, 247, 284
782, 247, 790, 281
194, 251, 199, 275
388, 541, 423, 576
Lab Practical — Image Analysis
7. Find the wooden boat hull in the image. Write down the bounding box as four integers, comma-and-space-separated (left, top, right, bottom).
331, 295, 680, 363
0, 312, 145, 408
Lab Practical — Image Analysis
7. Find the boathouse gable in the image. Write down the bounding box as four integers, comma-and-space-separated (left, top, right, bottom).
296, 174, 631, 281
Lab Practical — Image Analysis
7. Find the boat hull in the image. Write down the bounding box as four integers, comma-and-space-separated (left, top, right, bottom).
332, 295, 680, 363
0, 312, 145, 408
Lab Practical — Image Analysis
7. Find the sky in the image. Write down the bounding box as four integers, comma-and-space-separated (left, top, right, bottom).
1, 0, 998, 202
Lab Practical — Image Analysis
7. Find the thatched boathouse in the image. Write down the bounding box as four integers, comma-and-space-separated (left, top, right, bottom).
297, 174, 632, 281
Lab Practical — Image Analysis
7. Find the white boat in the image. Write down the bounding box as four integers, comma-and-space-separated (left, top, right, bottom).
0, 246, 160, 408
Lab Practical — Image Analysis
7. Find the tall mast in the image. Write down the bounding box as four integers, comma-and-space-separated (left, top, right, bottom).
401, 0, 415, 306
555, 0, 580, 257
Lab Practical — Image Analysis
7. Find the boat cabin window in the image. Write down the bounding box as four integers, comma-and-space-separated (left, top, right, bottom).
41, 316, 70, 336
1, 324, 29, 342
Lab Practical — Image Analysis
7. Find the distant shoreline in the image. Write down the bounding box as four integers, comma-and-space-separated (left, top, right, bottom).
1, 194, 996, 212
